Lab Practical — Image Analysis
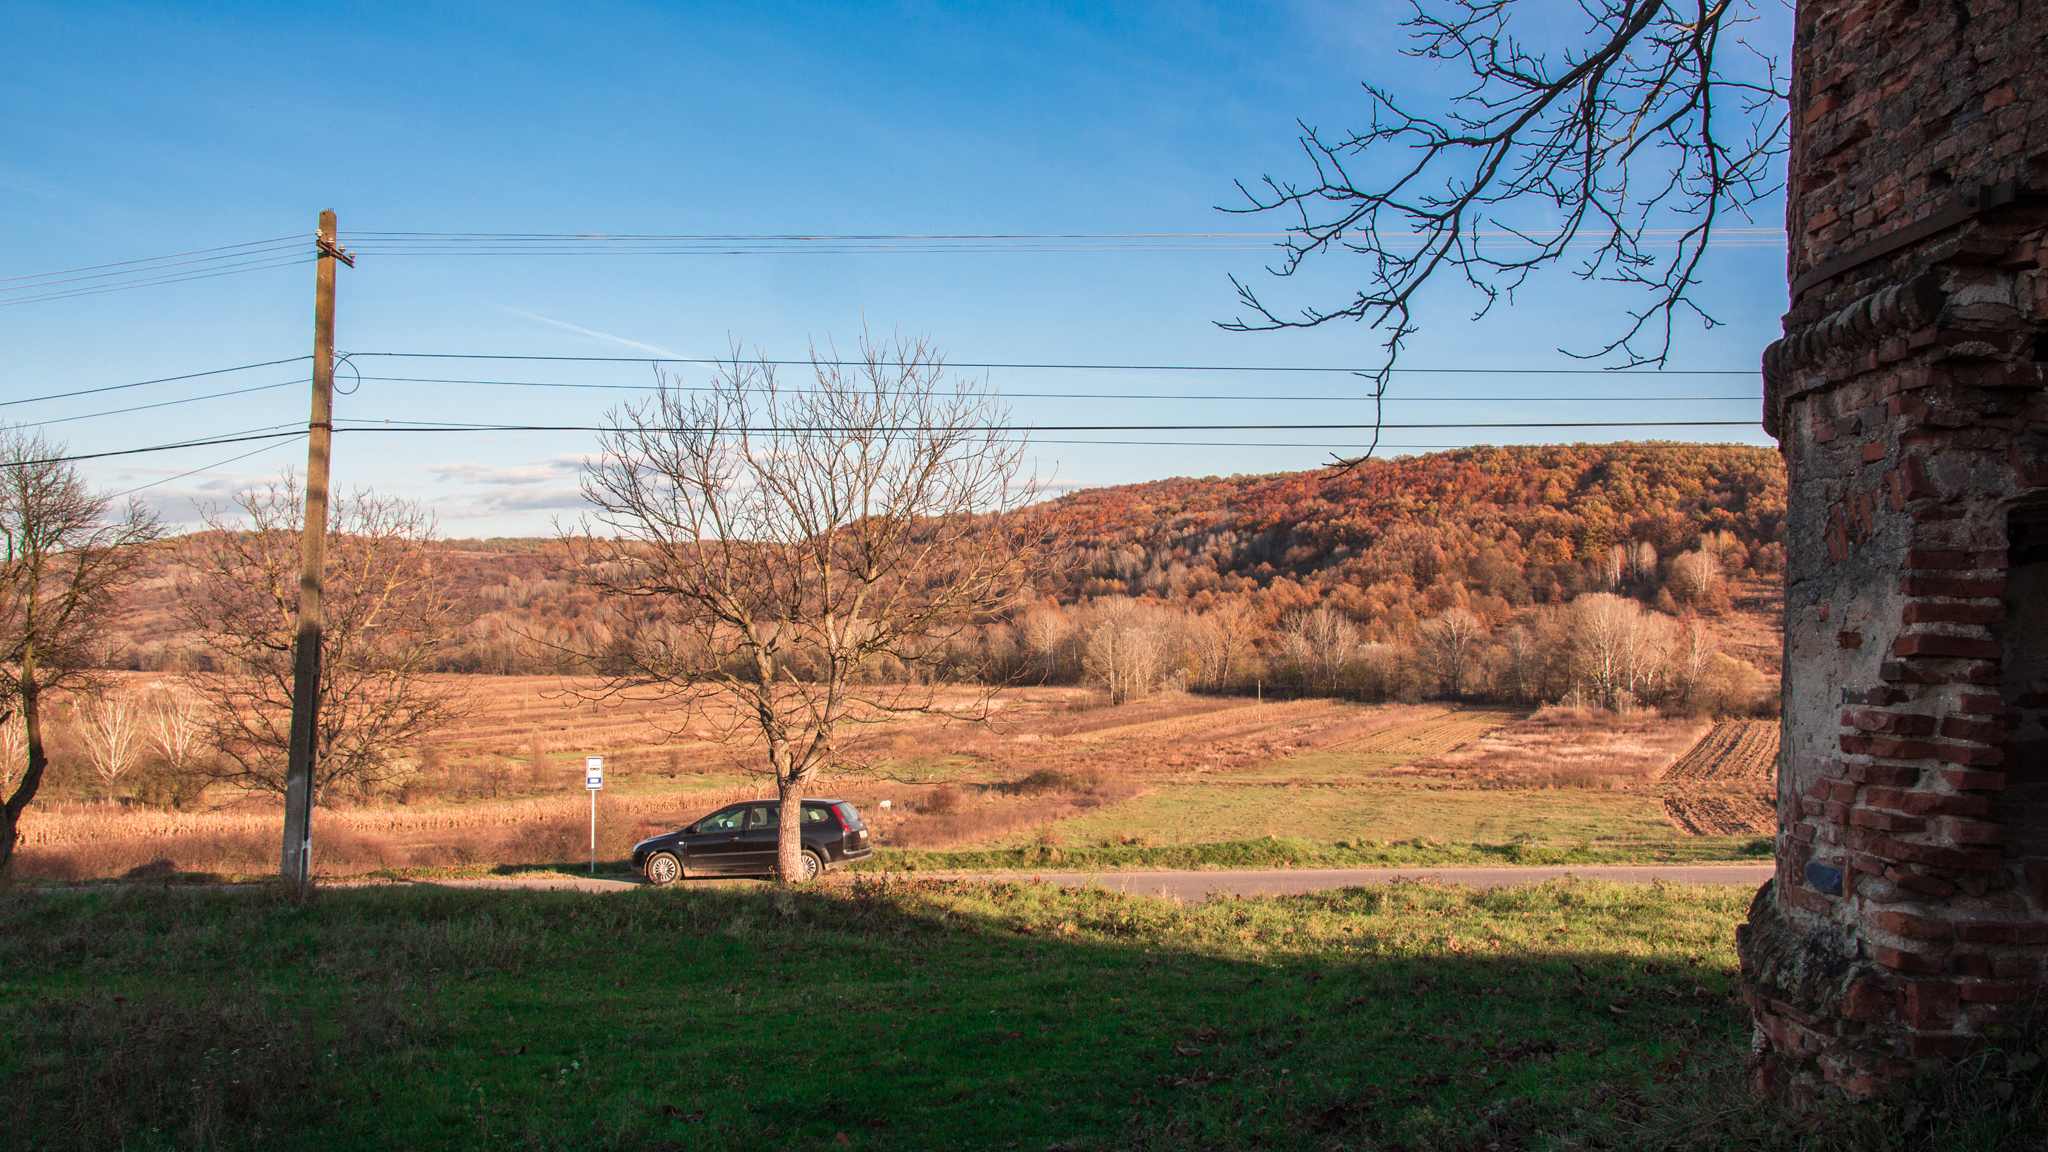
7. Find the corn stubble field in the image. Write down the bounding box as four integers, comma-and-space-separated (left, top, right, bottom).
14, 675, 1779, 881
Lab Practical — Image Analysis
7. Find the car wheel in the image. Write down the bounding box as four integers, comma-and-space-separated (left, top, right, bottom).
644, 851, 683, 886
797, 849, 824, 883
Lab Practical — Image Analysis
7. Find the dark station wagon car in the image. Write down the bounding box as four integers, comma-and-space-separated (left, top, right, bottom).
631, 799, 871, 884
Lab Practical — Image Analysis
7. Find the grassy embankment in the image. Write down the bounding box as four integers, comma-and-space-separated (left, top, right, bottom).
7, 877, 2043, 1150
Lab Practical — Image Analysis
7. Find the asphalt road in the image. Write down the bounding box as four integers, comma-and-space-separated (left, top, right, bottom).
418, 864, 1773, 902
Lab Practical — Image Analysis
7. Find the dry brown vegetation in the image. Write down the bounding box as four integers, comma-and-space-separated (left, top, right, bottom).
1400, 706, 1713, 790
11, 676, 1781, 878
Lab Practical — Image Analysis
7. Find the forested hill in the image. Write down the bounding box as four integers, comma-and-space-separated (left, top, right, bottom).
110, 441, 1785, 678
1037, 441, 1785, 624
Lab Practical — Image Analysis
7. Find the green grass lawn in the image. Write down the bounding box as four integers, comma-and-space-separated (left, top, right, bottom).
995, 783, 1721, 852
6, 878, 2041, 1151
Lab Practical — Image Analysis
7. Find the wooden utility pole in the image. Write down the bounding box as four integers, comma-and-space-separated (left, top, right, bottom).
281, 210, 351, 893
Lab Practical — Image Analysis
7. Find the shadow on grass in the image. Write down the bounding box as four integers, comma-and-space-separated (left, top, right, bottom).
0, 877, 2038, 1151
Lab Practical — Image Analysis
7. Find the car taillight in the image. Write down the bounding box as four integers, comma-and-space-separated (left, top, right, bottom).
828, 806, 850, 832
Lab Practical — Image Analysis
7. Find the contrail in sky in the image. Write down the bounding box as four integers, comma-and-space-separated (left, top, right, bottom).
496, 306, 683, 358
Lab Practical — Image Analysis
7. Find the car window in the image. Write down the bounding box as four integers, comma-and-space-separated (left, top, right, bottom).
834, 802, 864, 829
697, 809, 742, 833
742, 805, 776, 830
802, 805, 831, 823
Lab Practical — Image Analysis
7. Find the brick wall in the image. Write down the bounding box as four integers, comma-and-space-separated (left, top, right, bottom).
1746, 0, 2048, 1105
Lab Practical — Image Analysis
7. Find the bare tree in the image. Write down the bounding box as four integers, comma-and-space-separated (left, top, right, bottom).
1571, 592, 1672, 710
0, 713, 21, 802
1224, 1, 1788, 462
1283, 605, 1359, 692
1669, 548, 1719, 601
143, 686, 207, 807
572, 332, 1049, 883
177, 477, 463, 804
0, 427, 162, 873
1082, 598, 1170, 705
1416, 606, 1487, 698
1670, 615, 1717, 706
77, 690, 143, 800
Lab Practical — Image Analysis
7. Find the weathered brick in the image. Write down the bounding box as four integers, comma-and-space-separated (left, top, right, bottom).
1849, 762, 1921, 787
1899, 576, 2006, 597
1784, 884, 1834, 915
1851, 808, 1925, 833
1875, 946, 1943, 974
1862, 787, 1990, 817
1946, 819, 2005, 845
1933, 742, 2005, 767
1901, 602, 2005, 625
1958, 982, 2035, 1003
1941, 715, 2004, 743
1841, 976, 1897, 1021
1942, 769, 2007, 791
1840, 734, 1939, 759
1843, 709, 1937, 735
1909, 1034, 1982, 1058
1954, 921, 2020, 944
1902, 980, 1961, 1027
1872, 910, 1953, 940
1893, 634, 2003, 660
1955, 693, 2008, 716
1885, 838, 2003, 872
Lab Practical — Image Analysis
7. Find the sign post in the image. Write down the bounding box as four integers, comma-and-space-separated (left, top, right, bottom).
585, 756, 603, 875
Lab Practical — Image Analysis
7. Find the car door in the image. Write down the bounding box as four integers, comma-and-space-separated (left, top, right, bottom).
734, 804, 781, 875
682, 806, 747, 873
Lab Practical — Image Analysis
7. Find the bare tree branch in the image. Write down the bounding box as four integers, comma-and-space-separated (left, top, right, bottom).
1221, 0, 1787, 465
177, 477, 466, 804
569, 329, 1055, 883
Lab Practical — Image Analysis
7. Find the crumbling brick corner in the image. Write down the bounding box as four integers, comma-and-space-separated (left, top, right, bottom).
1746, 0, 2048, 1107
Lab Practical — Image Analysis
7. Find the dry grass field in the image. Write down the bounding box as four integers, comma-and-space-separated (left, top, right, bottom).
11, 676, 1780, 879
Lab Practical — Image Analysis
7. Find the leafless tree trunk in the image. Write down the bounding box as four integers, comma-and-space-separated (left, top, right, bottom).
177, 477, 463, 805
77, 691, 143, 800
572, 331, 1050, 883
0, 426, 162, 874
1416, 606, 1487, 699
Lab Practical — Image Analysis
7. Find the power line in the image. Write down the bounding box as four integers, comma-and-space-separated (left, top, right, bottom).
103, 435, 307, 500
0, 356, 311, 408
5, 426, 304, 469
348, 373, 1758, 401
23, 379, 304, 428
337, 228, 1789, 255
346, 351, 1759, 375
0, 235, 300, 285
335, 418, 1758, 433
0, 254, 315, 308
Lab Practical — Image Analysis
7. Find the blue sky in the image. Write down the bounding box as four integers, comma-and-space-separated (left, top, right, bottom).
1, 1, 1791, 536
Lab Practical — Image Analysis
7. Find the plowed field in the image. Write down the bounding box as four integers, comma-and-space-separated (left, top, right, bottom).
1664, 721, 1780, 782
1337, 709, 1521, 757
1662, 794, 1777, 836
